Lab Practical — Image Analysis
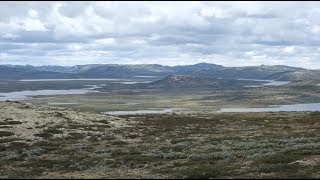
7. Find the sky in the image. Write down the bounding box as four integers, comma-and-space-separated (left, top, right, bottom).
0, 1, 320, 68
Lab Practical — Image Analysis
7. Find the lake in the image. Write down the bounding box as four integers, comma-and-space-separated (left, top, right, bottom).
104, 108, 186, 115
0, 77, 155, 101
218, 103, 320, 112
237, 78, 291, 87
0, 85, 100, 101
118, 81, 153, 84
48, 102, 79, 105
134, 76, 159, 78
19, 78, 154, 85
19, 78, 123, 82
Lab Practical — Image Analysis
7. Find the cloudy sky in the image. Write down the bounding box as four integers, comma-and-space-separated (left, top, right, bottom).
0, 1, 320, 68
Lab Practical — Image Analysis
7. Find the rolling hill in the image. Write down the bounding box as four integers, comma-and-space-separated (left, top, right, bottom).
266, 69, 320, 81
0, 63, 312, 81
146, 75, 262, 89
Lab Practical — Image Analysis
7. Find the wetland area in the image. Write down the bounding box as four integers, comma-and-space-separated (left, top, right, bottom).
0, 77, 313, 114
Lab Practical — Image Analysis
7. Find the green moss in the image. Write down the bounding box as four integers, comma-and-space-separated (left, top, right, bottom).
34, 132, 53, 139
0, 137, 21, 143
0, 131, 14, 137
44, 129, 64, 134
0, 144, 6, 151
92, 119, 110, 124
258, 149, 320, 164
112, 140, 129, 146
312, 164, 320, 173
177, 164, 220, 179
8, 142, 29, 150
120, 154, 161, 164
111, 149, 125, 158
258, 153, 300, 164
0, 121, 23, 125
64, 132, 85, 140
126, 134, 139, 139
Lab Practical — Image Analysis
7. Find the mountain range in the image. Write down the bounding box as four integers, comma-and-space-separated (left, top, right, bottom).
0, 62, 317, 81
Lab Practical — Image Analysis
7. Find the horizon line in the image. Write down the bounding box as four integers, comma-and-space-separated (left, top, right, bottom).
0, 62, 307, 69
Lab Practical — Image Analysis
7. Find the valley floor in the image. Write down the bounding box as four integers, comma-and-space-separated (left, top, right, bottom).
0, 101, 320, 178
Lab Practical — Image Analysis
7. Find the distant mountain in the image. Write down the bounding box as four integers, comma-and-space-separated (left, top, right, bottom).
76, 64, 175, 77
0, 63, 310, 81
176, 65, 304, 80
34, 65, 79, 73
172, 62, 223, 72
0, 64, 172, 79
146, 75, 261, 89
0, 65, 72, 79
267, 69, 320, 81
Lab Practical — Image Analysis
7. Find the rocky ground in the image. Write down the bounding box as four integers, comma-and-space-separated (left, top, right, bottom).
0, 101, 320, 178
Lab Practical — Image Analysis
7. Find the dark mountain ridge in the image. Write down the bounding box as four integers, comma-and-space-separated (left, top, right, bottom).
0, 62, 314, 81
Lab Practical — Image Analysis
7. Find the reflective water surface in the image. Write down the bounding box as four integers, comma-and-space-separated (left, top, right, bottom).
218, 103, 320, 112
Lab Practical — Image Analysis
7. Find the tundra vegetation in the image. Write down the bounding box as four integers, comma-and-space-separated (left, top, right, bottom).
0, 101, 319, 178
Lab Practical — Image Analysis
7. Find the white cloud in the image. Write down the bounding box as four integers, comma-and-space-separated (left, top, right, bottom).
67, 44, 83, 51
283, 46, 296, 53
0, 52, 9, 59
245, 51, 255, 56
28, 9, 39, 18
23, 18, 47, 31
0, 1, 320, 69
94, 38, 115, 45
130, 39, 146, 45
200, 7, 228, 18
311, 25, 320, 34
2, 33, 19, 39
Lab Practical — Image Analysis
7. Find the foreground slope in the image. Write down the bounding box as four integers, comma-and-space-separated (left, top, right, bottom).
0, 101, 319, 178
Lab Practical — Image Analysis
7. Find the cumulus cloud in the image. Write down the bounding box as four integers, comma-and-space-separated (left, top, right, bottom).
0, 1, 320, 68
94, 38, 116, 45
283, 46, 296, 53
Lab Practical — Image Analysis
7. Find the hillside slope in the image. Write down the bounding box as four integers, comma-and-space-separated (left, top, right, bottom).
0, 63, 307, 80
0, 101, 319, 178
267, 70, 320, 81
147, 75, 262, 89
